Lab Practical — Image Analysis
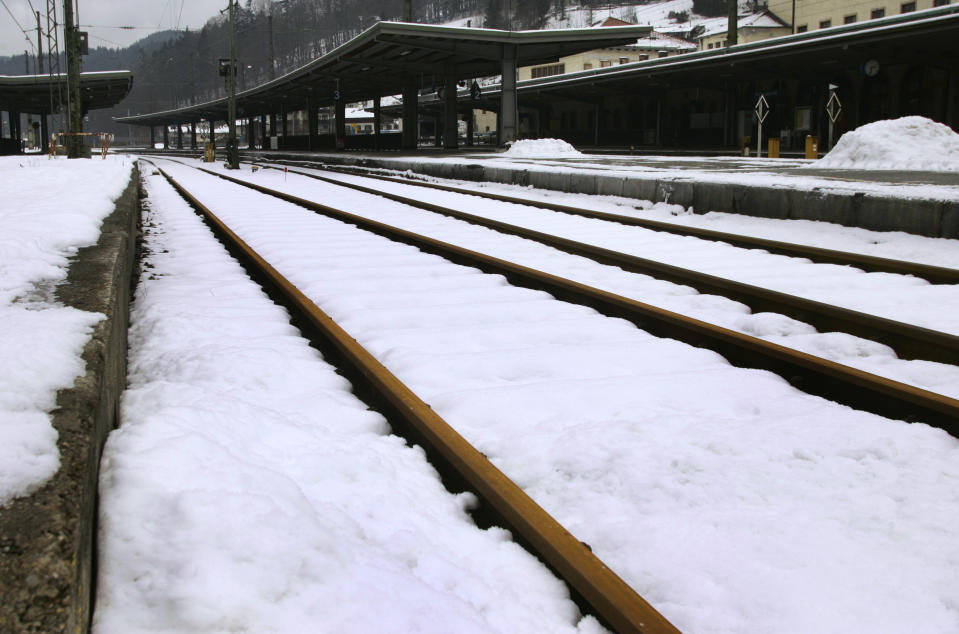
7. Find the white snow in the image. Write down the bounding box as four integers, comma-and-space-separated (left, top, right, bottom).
227, 161, 959, 400
504, 138, 583, 157
93, 169, 602, 633
0, 155, 133, 505
134, 159, 959, 634
811, 116, 959, 172
4, 146, 958, 633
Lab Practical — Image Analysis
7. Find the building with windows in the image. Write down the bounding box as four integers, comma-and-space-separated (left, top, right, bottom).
519, 19, 695, 81
766, 0, 951, 33
685, 11, 792, 50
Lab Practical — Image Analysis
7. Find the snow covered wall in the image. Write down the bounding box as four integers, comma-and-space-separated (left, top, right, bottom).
0, 157, 139, 634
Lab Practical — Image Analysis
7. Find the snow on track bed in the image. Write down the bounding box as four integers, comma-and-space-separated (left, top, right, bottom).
194, 158, 959, 400
93, 169, 603, 634
150, 160, 959, 634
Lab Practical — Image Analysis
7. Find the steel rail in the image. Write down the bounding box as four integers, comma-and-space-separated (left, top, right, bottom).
263, 159, 959, 285
252, 162, 959, 368
198, 165, 959, 434
152, 164, 680, 634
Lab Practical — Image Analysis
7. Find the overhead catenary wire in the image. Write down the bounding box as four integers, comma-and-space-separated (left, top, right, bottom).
1, 0, 37, 52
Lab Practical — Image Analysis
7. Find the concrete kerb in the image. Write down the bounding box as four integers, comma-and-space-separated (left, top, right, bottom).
274, 153, 958, 238
0, 165, 140, 634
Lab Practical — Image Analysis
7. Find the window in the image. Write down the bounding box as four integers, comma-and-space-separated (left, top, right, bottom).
619, 57, 630, 64
599, 60, 612, 67
844, 13, 857, 23
871, 7, 885, 17
658, 51, 669, 58
708, 43, 714, 49
638, 53, 649, 60
530, 63, 565, 79
797, 24, 808, 32
819, 19, 832, 28
583, 62, 593, 70
933, 0, 949, 6
901, 1, 916, 11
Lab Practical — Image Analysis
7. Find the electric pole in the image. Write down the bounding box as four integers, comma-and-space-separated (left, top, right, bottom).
403, 0, 412, 21
62, 0, 83, 157
267, 13, 275, 81
727, 0, 738, 46
227, 0, 239, 168
36, 12, 43, 74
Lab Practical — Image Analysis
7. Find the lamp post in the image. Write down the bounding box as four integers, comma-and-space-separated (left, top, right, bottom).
226, 0, 239, 169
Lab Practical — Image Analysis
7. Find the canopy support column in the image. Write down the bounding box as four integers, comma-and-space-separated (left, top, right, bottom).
444, 70, 458, 150
499, 44, 518, 145
307, 93, 318, 152
335, 98, 346, 150
402, 80, 417, 150
373, 96, 381, 150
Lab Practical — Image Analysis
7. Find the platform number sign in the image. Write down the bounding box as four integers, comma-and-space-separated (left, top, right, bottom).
333, 89, 341, 102
826, 90, 842, 124
754, 95, 769, 124
754, 94, 770, 158
826, 87, 842, 150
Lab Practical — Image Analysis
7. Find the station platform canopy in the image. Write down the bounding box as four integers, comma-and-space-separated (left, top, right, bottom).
0, 70, 133, 115
115, 21, 652, 127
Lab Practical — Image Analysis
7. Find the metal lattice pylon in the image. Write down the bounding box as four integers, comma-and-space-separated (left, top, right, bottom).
45, 0, 64, 136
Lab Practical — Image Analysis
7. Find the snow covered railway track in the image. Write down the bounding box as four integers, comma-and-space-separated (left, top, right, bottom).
150, 162, 679, 634
169, 163, 959, 432
140, 161, 959, 633
246, 161, 959, 371
265, 159, 959, 286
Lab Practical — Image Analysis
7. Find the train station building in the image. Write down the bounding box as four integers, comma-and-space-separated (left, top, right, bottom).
117, 5, 959, 154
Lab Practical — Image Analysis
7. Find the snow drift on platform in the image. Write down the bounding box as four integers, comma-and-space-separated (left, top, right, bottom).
811, 116, 959, 171
504, 138, 583, 158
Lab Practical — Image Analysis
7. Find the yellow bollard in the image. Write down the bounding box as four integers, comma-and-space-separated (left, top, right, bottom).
805, 135, 819, 160
768, 137, 780, 159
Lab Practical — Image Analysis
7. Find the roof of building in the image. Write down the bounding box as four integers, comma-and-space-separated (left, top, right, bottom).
0, 70, 133, 115
694, 11, 790, 39
595, 17, 635, 27
631, 31, 698, 51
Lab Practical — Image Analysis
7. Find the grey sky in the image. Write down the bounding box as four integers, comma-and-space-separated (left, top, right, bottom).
1, 0, 233, 61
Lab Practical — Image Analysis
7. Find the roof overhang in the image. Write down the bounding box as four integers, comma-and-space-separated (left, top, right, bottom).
0, 70, 133, 115
116, 21, 652, 126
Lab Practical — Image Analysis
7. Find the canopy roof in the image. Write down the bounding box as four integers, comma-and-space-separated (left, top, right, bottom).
0, 70, 133, 114
116, 21, 652, 126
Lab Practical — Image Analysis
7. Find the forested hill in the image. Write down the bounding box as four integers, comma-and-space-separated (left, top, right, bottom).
0, 0, 696, 135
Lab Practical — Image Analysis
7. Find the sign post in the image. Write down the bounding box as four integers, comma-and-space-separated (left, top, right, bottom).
754, 94, 769, 158
826, 85, 842, 151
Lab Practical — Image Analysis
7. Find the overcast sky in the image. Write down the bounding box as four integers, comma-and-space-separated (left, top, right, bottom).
1, 0, 233, 60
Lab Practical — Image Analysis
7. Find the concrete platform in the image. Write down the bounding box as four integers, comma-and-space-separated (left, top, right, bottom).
0, 168, 139, 634
248, 149, 959, 239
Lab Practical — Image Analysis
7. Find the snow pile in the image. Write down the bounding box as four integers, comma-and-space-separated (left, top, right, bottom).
0, 156, 133, 504
504, 138, 583, 157
811, 116, 959, 171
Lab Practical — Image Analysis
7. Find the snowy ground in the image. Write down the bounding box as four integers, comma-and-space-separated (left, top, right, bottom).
93, 159, 959, 633
3, 147, 958, 633
93, 172, 599, 633
217, 159, 959, 400
0, 155, 134, 505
